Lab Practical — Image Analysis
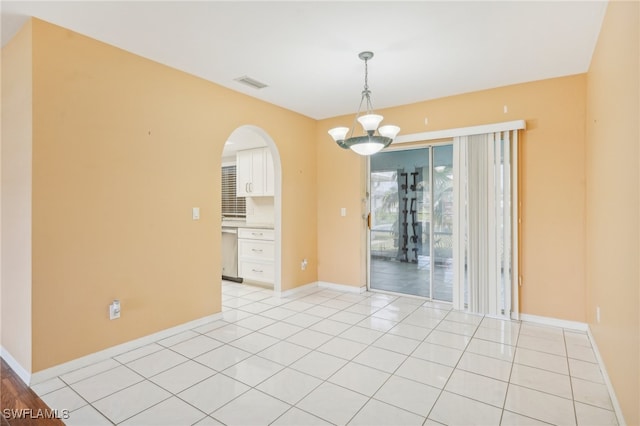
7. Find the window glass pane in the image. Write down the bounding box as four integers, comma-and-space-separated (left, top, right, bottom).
221, 166, 246, 218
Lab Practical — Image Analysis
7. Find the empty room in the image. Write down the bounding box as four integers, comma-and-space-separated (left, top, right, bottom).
1, 1, 638, 425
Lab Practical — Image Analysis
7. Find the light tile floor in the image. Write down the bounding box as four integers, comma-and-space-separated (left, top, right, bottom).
33, 282, 618, 425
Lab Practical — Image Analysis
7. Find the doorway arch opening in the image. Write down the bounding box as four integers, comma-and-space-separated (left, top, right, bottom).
221, 125, 282, 294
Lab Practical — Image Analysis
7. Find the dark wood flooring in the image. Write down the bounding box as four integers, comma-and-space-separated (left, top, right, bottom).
1, 358, 64, 426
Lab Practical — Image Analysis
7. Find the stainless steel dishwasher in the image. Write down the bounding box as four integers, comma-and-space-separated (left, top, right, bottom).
221, 227, 243, 282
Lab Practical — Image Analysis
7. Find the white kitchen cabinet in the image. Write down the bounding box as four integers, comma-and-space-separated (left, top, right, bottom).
238, 228, 275, 241
236, 147, 274, 197
238, 227, 274, 286
264, 149, 274, 196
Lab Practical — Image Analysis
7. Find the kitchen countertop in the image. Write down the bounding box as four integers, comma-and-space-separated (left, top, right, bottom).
222, 220, 274, 229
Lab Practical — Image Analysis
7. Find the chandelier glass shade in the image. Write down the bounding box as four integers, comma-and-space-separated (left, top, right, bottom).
328, 51, 400, 156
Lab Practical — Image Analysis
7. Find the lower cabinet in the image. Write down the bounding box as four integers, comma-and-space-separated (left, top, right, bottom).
238, 228, 274, 285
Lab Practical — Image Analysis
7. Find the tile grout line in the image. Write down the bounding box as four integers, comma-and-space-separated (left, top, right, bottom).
218, 287, 614, 424
499, 319, 521, 425
420, 308, 477, 423
251, 287, 450, 424
34, 282, 617, 425
564, 327, 581, 426
181, 287, 384, 424
340, 305, 449, 425
274, 290, 419, 424
202, 287, 377, 424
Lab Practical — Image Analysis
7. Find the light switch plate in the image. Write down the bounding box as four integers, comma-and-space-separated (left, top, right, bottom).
192, 207, 200, 220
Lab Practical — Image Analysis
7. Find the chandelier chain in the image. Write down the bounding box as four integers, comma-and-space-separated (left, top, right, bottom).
351, 55, 372, 138
362, 56, 374, 114
364, 57, 369, 93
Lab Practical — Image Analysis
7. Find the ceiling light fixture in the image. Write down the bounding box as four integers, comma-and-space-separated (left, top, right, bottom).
328, 51, 400, 156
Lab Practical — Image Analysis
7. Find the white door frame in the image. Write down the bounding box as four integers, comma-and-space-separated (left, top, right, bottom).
223, 125, 282, 295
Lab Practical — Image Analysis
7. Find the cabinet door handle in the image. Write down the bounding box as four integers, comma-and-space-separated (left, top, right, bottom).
251, 248, 263, 253
252, 232, 263, 236
252, 268, 263, 273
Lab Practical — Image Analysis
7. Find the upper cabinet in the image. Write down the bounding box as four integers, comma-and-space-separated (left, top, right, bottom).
236, 147, 274, 197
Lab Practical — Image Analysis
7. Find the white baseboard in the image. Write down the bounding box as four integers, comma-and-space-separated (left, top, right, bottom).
30, 312, 222, 385
277, 281, 319, 298
519, 313, 588, 331
0, 346, 31, 385
317, 281, 367, 294
587, 327, 626, 426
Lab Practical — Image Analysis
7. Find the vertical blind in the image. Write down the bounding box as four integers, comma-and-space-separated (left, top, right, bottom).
453, 131, 516, 317
221, 166, 246, 218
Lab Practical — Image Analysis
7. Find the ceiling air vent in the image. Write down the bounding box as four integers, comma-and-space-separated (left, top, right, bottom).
234, 76, 268, 90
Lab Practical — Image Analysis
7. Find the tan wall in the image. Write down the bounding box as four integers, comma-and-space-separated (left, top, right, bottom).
318, 74, 588, 322
585, 1, 640, 424
1, 21, 33, 372
25, 19, 317, 372
316, 131, 368, 287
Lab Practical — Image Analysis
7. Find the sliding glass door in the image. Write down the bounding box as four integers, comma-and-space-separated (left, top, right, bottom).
368, 127, 519, 317
368, 145, 453, 302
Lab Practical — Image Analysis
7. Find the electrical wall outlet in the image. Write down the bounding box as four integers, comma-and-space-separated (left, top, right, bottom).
301, 259, 308, 270
110, 299, 121, 320
596, 306, 601, 323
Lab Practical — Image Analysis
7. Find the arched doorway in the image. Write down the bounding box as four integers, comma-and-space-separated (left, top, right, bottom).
221, 125, 282, 294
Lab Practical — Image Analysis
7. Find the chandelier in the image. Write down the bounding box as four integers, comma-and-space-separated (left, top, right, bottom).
328, 51, 400, 156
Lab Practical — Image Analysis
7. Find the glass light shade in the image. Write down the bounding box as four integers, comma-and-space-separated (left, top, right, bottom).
378, 125, 401, 139
328, 127, 349, 142
350, 141, 384, 156
357, 114, 384, 132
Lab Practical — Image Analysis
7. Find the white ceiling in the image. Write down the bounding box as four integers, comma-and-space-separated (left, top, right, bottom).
2, 1, 607, 121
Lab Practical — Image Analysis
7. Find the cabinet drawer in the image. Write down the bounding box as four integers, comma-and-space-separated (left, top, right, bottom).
239, 239, 274, 260
238, 228, 274, 241
239, 260, 274, 283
